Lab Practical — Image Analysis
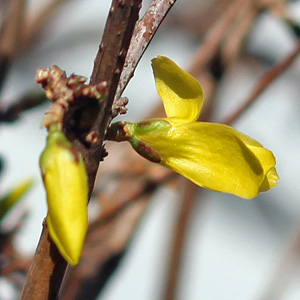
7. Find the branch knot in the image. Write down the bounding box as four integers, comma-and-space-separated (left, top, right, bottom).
36, 66, 107, 130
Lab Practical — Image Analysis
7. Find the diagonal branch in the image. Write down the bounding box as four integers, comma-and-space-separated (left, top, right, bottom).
116, 0, 177, 100
19, 1, 141, 299
74, 0, 142, 192
22, 0, 70, 49
223, 38, 300, 125
84, 0, 142, 188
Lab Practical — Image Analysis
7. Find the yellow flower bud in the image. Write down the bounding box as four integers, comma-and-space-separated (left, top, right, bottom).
40, 125, 88, 265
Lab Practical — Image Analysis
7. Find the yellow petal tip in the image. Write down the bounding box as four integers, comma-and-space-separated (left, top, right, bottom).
151, 56, 204, 123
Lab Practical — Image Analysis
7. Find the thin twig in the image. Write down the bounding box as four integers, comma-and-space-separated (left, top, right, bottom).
188, 0, 253, 74
0, 91, 47, 123
222, 1, 258, 65
87, 0, 142, 180
91, 168, 175, 227
223, 38, 300, 125
162, 180, 199, 300
257, 218, 300, 300
115, 0, 177, 100
22, 0, 70, 49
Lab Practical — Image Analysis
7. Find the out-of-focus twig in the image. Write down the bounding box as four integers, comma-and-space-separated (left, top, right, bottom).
61, 159, 175, 300
223, 38, 300, 125
162, 180, 199, 300
92, 166, 175, 225
188, 0, 253, 74
0, 91, 47, 123
0, 212, 31, 291
222, 1, 258, 65
258, 219, 300, 300
0, 0, 26, 94
22, 0, 70, 49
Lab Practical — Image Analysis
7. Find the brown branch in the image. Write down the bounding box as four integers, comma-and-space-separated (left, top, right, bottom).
87, 0, 142, 183
19, 222, 68, 300
223, 38, 300, 125
19, 1, 141, 299
22, 0, 70, 49
0, 0, 25, 57
258, 219, 300, 300
188, 0, 253, 74
222, 1, 258, 65
115, 0, 177, 100
59, 2, 179, 297
0, 91, 47, 123
91, 167, 175, 226
162, 180, 200, 300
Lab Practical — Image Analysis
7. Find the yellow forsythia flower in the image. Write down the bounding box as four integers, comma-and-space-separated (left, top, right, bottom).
118, 56, 279, 199
40, 125, 88, 265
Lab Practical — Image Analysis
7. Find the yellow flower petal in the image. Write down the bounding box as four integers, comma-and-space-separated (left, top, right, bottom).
128, 121, 277, 199
40, 126, 88, 265
151, 56, 204, 124
232, 131, 279, 191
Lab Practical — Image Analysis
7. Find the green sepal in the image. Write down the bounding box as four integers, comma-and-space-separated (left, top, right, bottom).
125, 120, 171, 163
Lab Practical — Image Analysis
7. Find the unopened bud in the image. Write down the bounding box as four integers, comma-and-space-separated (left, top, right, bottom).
39, 125, 88, 265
